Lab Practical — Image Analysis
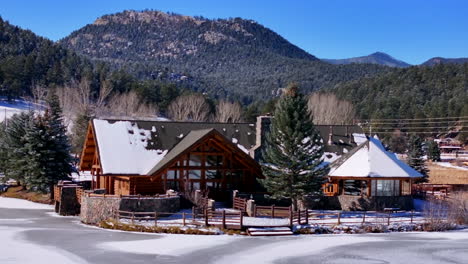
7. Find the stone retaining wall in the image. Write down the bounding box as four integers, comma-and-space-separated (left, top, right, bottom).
80, 195, 180, 224
301, 195, 414, 211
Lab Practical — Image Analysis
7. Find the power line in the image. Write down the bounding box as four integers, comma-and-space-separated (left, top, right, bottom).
367, 131, 468, 134
356, 115, 468, 122
363, 126, 465, 130
361, 119, 468, 125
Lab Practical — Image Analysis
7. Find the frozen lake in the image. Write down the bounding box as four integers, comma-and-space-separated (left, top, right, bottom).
0, 197, 467, 264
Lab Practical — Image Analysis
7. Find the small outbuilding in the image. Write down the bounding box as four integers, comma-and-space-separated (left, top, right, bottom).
324, 136, 423, 197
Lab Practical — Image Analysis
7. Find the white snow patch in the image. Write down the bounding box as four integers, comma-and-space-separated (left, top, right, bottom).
93, 120, 167, 174
99, 234, 237, 256
0, 197, 53, 210
352, 133, 367, 145
237, 144, 249, 154
232, 138, 238, 144
435, 162, 468, 171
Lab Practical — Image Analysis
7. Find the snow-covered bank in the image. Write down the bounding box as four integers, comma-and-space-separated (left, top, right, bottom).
0, 197, 53, 210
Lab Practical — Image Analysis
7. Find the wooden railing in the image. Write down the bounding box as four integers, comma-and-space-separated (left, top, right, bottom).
117, 208, 203, 227
291, 210, 426, 226
206, 209, 243, 229
233, 196, 247, 212
254, 205, 291, 218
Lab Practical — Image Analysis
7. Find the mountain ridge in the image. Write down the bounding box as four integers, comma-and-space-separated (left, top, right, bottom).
59, 10, 389, 102
323, 52, 411, 68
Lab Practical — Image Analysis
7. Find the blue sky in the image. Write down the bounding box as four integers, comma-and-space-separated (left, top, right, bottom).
0, 0, 467, 64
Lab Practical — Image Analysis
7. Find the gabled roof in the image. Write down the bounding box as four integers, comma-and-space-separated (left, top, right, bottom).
90, 119, 257, 175
147, 128, 260, 176
329, 137, 423, 178
146, 128, 214, 175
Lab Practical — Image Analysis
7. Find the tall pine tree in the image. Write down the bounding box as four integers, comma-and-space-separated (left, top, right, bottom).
261, 84, 328, 210
407, 135, 429, 183
426, 140, 441, 162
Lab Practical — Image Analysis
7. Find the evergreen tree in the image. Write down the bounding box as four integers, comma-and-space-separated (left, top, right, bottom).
2, 112, 35, 187
42, 91, 74, 191
407, 135, 429, 183
426, 140, 441, 162
261, 84, 328, 210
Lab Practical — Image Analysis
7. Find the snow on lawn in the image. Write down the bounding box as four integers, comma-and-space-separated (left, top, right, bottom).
99, 234, 237, 256
0, 227, 86, 264
0, 99, 43, 122
435, 162, 468, 171
0, 197, 53, 210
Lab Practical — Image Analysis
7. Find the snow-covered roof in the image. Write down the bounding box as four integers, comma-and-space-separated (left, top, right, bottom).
90, 119, 257, 175
329, 137, 423, 178
93, 119, 167, 175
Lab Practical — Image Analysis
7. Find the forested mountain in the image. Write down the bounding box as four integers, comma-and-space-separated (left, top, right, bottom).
323, 52, 411, 68
0, 16, 90, 98
333, 63, 468, 120
60, 10, 389, 103
421, 57, 468, 66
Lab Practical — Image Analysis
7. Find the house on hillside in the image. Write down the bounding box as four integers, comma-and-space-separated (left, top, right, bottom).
78, 117, 365, 201
318, 136, 423, 210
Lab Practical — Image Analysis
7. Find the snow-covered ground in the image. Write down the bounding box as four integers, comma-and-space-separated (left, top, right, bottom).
0, 197, 467, 264
435, 162, 468, 171
0, 197, 52, 210
0, 99, 42, 122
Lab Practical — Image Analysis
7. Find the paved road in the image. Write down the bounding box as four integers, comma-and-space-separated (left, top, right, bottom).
0, 202, 467, 264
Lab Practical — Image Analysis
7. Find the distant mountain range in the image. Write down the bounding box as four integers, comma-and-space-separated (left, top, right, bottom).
421, 57, 468, 66
59, 10, 388, 102
324, 52, 468, 68
323, 52, 411, 68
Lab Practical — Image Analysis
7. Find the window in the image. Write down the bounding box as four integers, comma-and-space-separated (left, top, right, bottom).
189, 155, 202, 166
206, 170, 222, 180
206, 155, 223, 167
343, 180, 367, 196
371, 180, 400, 196
188, 170, 201, 179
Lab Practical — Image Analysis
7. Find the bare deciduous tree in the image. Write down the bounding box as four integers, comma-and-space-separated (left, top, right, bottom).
214, 100, 243, 123
103, 91, 158, 118
167, 94, 211, 121
31, 84, 47, 107
307, 93, 356, 125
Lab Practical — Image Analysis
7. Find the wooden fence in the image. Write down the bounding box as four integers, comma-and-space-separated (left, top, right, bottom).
233, 196, 247, 212
84, 193, 178, 199
117, 208, 204, 227
254, 205, 291, 218
116, 208, 243, 230
205, 209, 243, 229
292, 210, 424, 226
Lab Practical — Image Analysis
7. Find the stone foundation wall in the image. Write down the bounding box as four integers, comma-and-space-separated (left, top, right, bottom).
302, 195, 414, 211
80, 195, 180, 224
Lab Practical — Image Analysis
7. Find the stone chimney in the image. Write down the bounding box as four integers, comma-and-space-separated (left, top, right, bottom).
250, 115, 272, 160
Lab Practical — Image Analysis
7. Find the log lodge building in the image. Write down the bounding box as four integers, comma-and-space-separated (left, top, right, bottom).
79, 117, 417, 202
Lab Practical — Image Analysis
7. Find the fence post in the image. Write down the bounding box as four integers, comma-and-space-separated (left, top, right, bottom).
337, 212, 341, 225
222, 210, 226, 229
131, 212, 135, 225
410, 210, 414, 224
362, 211, 366, 225
205, 209, 209, 226
289, 209, 293, 228
272, 205, 275, 218
154, 212, 157, 227
240, 211, 243, 229
298, 209, 301, 224
387, 212, 391, 226
192, 206, 196, 223
305, 210, 309, 225
183, 212, 186, 226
